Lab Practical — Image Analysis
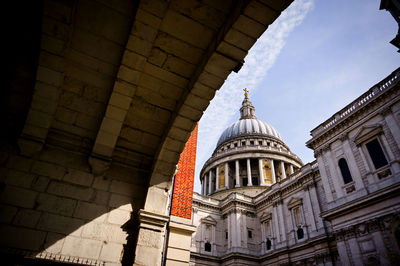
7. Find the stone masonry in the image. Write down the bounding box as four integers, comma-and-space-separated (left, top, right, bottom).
1, 0, 292, 265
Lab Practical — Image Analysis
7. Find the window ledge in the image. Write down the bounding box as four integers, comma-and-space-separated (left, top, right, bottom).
342, 181, 356, 194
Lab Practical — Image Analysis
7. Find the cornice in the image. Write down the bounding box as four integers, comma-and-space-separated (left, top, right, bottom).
333, 212, 400, 242
307, 70, 400, 150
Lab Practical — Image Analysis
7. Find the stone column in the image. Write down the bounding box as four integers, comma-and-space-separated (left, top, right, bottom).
235, 160, 240, 187
280, 161, 286, 180
208, 171, 212, 195
259, 158, 266, 186
290, 165, 294, 175
271, 159, 276, 184
215, 167, 219, 191
201, 177, 205, 195
225, 162, 229, 189
247, 158, 252, 186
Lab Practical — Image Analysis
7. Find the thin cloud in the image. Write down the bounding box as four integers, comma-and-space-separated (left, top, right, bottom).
194, 0, 315, 192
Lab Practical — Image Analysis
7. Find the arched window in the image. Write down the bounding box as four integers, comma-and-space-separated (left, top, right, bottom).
204, 242, 211, 252
297, 227, 304, 239
338, 158, 353, 184
266, 238, 272, 250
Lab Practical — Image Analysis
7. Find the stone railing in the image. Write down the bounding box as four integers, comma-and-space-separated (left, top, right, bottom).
310, 68, 400, 138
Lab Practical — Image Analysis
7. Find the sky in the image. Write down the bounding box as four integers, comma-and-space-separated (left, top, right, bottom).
193, 0, 400, 193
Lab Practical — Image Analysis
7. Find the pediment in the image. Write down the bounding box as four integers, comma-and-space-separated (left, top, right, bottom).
353, 124, 383, 145
287, 197, 302, 209
260, 212, 272, 222
201, 215, 217, 225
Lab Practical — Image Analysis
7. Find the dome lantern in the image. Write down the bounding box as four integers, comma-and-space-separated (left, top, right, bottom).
240, 88, 256, 120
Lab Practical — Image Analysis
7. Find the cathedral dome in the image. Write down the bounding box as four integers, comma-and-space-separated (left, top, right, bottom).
216, 89, 283, 147
216, 118, 283, 147
200, 89, 303, 196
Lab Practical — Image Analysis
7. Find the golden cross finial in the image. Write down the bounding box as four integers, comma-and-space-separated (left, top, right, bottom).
243, 88, 249, 99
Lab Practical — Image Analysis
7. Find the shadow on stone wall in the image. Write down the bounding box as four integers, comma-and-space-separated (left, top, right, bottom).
0, 142, 149, 265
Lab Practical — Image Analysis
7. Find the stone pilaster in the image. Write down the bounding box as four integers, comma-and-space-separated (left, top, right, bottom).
165, 216, 196, 266
134, 210, 169, 266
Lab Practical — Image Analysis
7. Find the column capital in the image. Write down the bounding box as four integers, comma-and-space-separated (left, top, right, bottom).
138, 209, 169, 232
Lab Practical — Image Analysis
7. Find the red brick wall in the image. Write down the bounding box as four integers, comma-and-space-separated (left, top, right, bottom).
170, 124, 198, 219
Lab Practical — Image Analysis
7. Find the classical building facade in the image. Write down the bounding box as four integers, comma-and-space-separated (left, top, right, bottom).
191, 67, 400, 265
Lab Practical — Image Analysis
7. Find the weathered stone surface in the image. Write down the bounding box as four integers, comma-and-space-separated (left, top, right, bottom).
5, 169, 36, 188
32, 161, 66, 180
61, 236, 102, 259
44, 232, 66, 254
108, 208, 131, 225
13, 209, 41, 228
73, 201, 108, 221
37, 213, 85, 235
0, 225, 46, 251
160, 10, 214, 49
47, 181, 94, 201
0, 204, 18, 223
63, 168, 94, 186
99, 242, 123, 262
81, 222, 127, 243
31, 176, 50, 192
36, 193, 77, 216
1, 185, 38, 208
109, 193, 134, 211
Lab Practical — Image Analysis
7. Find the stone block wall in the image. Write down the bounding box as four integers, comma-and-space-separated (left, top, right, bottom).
0, 145, 145, 265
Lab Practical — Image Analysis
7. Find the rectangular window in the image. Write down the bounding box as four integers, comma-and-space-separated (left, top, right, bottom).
225, 231, 228, 239
259, 141, 263, 145
234, 143, 238, 147
366, 139, 388, 169
248, 230, 252, 239
242, 141, 246, 146
250, 141, 254, 145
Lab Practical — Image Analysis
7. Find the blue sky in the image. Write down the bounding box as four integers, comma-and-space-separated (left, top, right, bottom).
193, 0, 400, 193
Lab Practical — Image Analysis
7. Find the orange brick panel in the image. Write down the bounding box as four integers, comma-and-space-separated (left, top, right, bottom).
170, 123, 198, 219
